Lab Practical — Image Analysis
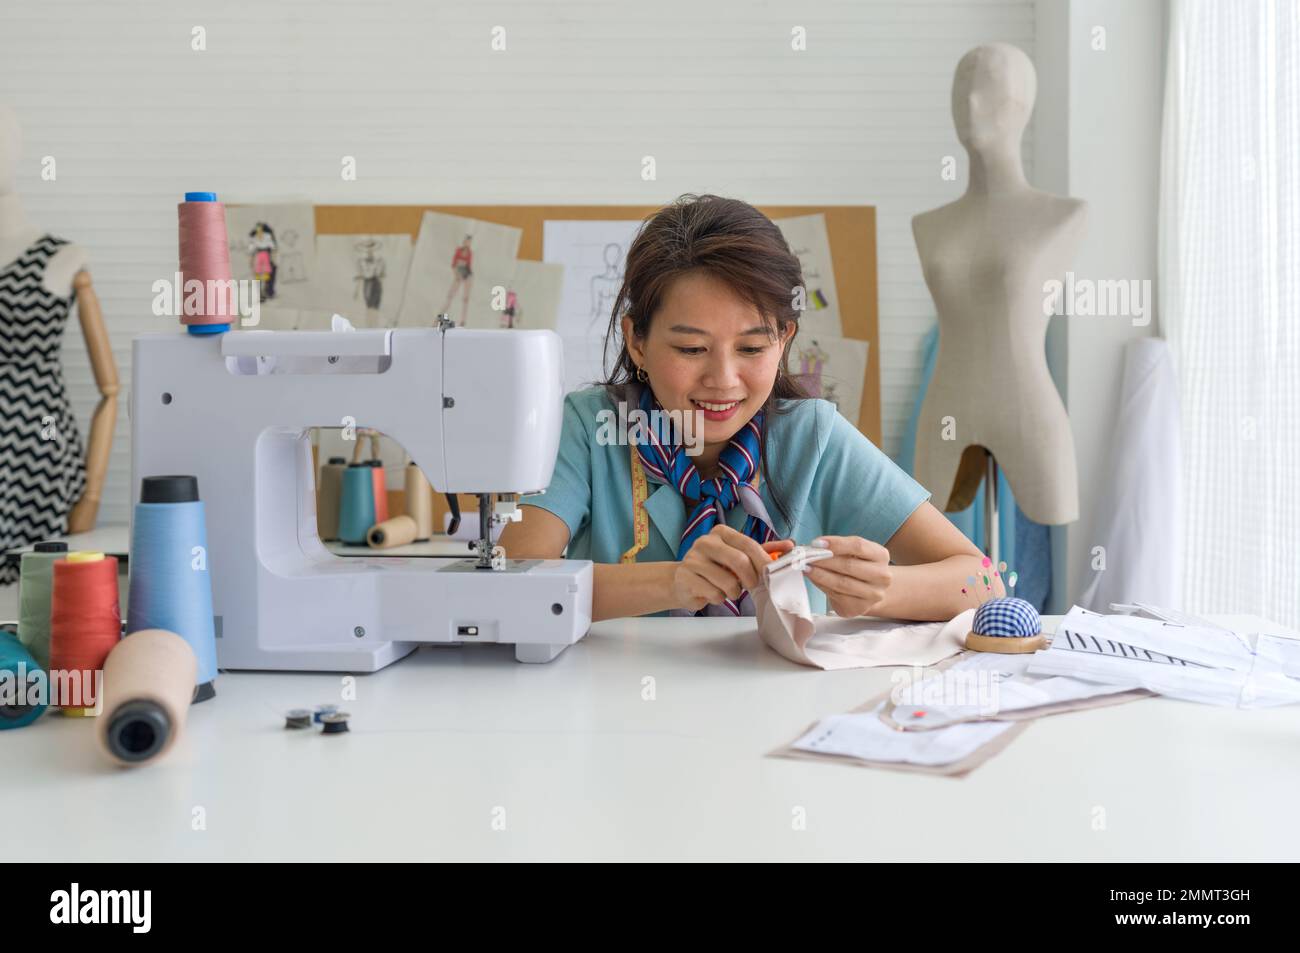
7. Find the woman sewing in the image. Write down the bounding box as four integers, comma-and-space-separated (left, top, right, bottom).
500, 194, 1001, 623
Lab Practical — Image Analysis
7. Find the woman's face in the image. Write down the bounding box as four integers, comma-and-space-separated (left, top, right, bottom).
624, 270, 795, 453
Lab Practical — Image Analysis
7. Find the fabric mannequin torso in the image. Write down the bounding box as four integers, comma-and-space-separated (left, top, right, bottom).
0, 103, 117, 543
912, 190, 1085, 523
911, 41, 1084, 526
0, 234, 89, 583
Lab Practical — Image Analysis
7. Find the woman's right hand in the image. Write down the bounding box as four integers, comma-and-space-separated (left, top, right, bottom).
672, 525, 793, 612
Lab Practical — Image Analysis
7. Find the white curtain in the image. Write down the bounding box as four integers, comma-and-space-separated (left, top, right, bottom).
1160, 0, 1300, 629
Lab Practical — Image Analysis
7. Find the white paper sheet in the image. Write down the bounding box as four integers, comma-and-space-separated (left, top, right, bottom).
789, 333, 869, 426
792, 701, 1015, 767
314, 234, 412, 328
1027, 605, 1300, 708
543, 220, 643, 393
773, 213, 842, 338
398, 211, 522, 328
885, 651, 1138, 729
461, 258, 565, 331
224, 204, 319, 326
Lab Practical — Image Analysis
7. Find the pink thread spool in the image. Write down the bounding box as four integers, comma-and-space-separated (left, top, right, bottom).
177, 192, 236, 334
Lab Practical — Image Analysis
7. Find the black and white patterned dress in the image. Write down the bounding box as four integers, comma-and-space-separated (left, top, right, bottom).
0, 236, 87, 586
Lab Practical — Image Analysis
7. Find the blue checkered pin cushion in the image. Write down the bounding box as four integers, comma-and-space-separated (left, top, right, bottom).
972, 597, 1041, 638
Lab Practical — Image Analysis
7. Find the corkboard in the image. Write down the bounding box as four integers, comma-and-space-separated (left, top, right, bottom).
312, 204, 879, 529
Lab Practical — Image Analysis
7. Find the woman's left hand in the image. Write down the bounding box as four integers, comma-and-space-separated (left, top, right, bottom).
801, 536, 892, 618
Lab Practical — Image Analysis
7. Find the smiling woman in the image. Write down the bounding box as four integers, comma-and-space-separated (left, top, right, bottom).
499, 194, 1000, 623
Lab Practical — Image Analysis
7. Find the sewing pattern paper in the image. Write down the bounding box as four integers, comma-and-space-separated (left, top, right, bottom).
223, 203, 319, 329
773, 213, 842, 338
397, 211, 522, 329
752, 547, 972, 670
314, 234, 413, 328
542, 219, 643, 393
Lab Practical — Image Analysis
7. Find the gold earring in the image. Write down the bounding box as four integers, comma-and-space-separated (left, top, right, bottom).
636, 365, 648, 383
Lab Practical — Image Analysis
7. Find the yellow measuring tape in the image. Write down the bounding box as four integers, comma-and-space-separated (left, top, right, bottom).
621, 442, 651, 564
620, 441, 761, 564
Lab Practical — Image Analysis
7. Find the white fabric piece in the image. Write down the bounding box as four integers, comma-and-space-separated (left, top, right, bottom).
753, 548, 972, 670
1077, 337, 1182, 611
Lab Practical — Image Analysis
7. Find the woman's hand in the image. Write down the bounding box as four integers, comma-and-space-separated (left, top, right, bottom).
672, 525, 793, 612
802, 535, 892, 618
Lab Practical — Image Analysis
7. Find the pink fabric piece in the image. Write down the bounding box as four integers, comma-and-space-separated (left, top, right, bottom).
753, 547, 974, 670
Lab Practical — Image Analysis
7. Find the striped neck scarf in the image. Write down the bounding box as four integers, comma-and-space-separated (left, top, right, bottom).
633, 385, 776, 615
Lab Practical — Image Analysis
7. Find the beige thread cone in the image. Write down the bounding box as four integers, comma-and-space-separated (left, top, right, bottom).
367, 515, 418, 549
97, 629, 198, 767
317, 457, 348, 541
404, 462, 434, 540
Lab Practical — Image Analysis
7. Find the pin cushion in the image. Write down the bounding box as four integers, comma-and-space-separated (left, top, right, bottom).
965, 597, 1046, 654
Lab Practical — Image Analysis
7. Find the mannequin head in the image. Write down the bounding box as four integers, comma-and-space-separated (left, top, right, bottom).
951, 43, 1036, 154
0, 104, 19, 194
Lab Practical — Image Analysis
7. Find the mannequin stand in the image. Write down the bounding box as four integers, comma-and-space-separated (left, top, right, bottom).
984, 449, 999, 566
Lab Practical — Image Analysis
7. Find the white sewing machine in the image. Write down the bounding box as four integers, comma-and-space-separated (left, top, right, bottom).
129, 320, 593, 671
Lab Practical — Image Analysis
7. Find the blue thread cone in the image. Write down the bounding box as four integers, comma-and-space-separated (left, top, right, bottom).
0, 629, 47, 729
338, 464, 376, 544
127, 476, 218, 696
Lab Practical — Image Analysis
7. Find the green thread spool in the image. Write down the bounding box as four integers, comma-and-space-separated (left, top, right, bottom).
16, 541, 68, 671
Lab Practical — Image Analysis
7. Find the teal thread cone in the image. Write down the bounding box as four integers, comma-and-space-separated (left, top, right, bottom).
338, 464, 376, 544
0, 629, 47, 729
127, 477, 218, 694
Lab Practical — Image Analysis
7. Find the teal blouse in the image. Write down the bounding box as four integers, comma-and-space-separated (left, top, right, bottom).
521, 385, 931, 616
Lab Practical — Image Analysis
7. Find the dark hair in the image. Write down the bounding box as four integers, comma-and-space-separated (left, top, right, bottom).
600, 193, 809, 530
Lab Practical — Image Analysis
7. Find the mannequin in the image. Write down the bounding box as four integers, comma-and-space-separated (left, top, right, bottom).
912, 43, 1084, 555
0, 104, 116, 555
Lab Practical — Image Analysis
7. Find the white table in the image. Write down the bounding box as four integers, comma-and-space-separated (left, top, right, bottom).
6, 610, 1299, 862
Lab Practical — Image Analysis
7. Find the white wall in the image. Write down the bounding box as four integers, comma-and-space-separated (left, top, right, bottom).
0, 0, 1035, 526
1049, 0, 1166, 611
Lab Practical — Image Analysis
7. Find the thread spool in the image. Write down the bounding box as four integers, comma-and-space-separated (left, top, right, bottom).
317, 457, 347, 541
367, 515, 418, 549
16, 540, 68, 671
320, 712, 350, 734
368, 460, 390, 523
313, 704, 338, 724
48, 552, 121, 714
97, 629, 198, 767
285, 709, 313, 730
0, 629, 46, 729
177, 191, 235, 334
126, 476, 219, 702
338, 463, 376, 544
404, 460, 434, 540
965, 597, 1045, 654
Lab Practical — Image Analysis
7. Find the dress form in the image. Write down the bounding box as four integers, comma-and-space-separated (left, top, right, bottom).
0, 104, 116, 534
912, 44, 1085, 561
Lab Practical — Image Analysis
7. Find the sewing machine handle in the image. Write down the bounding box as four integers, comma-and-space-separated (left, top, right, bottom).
220, 330, 392, 358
